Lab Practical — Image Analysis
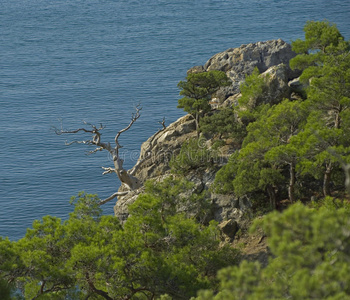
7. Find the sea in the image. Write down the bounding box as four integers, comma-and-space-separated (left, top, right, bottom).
1, 0, 349, 240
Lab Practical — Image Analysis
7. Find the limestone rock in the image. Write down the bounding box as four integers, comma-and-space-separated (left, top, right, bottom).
113, 112, 240, 224
288, 76, 308, 99
261, 63, 292, 105
113, 189, 143, 223
136, 114, 197, 182
235, 63, 293, 114
114, 115, 197, 222
238, 195, 253, 211
219, 219, 239, 240
187, 65, 205, 74
211, 193, 241, 221
203, 39, 300, 96
222, 93, 242, 108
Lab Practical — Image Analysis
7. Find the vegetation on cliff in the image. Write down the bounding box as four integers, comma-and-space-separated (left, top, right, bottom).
214, 20, 350, 210
177, 70, 231, 133
1, 20, 349, 299
0, 184, 238, 299
195, 199, 350, 300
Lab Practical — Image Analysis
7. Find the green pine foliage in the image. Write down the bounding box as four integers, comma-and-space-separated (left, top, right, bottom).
195, 201, 350, 299
0, 265, 16, 300
291, 21, 350, 196
199, 108, 247, 143
214, 20, 350, 207
236, 67, 271, 124
213, 152, 238, 195
214, 99, 308, 207
170, 138, 217, 175
177, 70, 231, 132
290, 20, 348, 73
0, 183, 239, 299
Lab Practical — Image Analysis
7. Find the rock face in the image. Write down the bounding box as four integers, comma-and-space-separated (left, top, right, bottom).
261, 63, 291, 103
114, 39, 301, 229
114, 115, 196, 222
114, 115, 241, 224
189, 39, 300, 101
204, 39, 298, 80
137, 114, 197, 181
222, 62, 297, 109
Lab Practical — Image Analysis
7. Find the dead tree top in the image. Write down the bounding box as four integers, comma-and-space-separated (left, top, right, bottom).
54, 105, 148, 205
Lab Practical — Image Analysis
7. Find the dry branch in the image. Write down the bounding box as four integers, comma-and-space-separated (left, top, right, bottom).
55, 106, 144, 204
99, 191, 129, 206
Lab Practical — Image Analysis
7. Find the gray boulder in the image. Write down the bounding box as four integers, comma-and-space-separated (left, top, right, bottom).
219, 219, 239, 240
203, 39, 300, 97
261, 63, 292, 105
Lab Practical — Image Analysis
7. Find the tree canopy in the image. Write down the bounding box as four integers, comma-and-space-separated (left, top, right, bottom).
177, 70, 231, 132
0, 180, 239, 299
214, 20, 350, 208
195, 200, 350, 300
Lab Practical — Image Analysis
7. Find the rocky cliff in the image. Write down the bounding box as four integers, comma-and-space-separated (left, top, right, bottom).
114, 39, 302, 234
188, 39, 299, 101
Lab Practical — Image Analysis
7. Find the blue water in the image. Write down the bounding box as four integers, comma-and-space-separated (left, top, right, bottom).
1, 0, 349, 240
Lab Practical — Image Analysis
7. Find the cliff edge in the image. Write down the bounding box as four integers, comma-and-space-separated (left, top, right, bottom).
114, 39, 301, 231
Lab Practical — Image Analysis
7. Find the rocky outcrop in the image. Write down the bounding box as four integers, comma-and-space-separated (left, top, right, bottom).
136, 114, 197, 181
114, 39, 302, 229
261, 63, 291, 103
189, 39, 300, 101
219, 219, 239, 240
114, 114, 242, 224
288, 77, 308, 99
204, 39, 298, 79
114, 115, 197, 222
222, 63, 294, 109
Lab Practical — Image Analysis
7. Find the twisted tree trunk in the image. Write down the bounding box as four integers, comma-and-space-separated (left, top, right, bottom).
55, 106, 150, 205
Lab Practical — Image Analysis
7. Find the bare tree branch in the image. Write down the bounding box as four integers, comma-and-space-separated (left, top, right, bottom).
54, 106, 144, 204
55, 122, 111, 154
158, 117, 166, 130
101, 167, 115, 175
114, 104, 142, 150
99, 191, 129, 206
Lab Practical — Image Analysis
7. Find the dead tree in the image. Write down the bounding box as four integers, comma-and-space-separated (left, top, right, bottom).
55, 105, 150, 205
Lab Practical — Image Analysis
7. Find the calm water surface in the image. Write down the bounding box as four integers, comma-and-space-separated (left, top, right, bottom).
1, 0, 349, 240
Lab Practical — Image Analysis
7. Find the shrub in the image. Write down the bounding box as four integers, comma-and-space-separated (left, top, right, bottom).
170, 138, 216, 174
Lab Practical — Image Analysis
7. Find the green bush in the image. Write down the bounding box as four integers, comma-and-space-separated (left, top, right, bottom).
170, 138, 216, 174
195, 202, 350, 299
200, 108, 247, 143
236, 67, 270, 124
0, 185, 240, 299
177, 70, 231, 132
